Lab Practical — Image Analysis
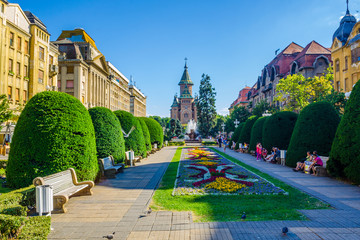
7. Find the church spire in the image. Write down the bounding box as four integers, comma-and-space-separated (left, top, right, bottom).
346, 0, 349, 15
178, 58, 193, 85
184, 57, 188, 69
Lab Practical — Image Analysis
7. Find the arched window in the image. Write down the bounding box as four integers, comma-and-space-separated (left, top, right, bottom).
184, 113, 188, 118
335, 59, 340, 72
262, 69, 267, 86
270, 67, 275, 81
291, 63, 297, 75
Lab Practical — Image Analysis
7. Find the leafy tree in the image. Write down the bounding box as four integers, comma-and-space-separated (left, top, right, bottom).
0, 94, 12, 130
252, 100, 278, 117
196, 74, 217, 138
166, 118, 183, 139
315, 89, 347, 117
211, 115, 227, 137
225, 106, 250, 132
328, 80, 360, 183
149, 116, 170, 128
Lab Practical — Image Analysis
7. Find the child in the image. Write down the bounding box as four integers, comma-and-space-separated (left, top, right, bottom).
256, 143, 262, 161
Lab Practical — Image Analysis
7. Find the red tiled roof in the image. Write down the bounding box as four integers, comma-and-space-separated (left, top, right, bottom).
292, 41, 331, 69
230, 87, 251, 107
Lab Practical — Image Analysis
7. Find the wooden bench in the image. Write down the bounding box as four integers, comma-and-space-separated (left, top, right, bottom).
125, 151, 141, 166
33, 168, 94, 213
98, 156, 124, 178
314, 156, 329, 177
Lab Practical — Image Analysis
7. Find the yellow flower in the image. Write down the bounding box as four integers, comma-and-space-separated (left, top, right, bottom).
205, 177, 246, 193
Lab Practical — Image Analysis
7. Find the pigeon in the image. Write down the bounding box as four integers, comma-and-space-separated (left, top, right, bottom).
282, 227, 288, 236
147, 207, 152, 214
241, 212, 246, 220
103, 232, 115, 239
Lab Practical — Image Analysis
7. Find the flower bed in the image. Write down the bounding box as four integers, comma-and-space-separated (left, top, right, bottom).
173, 147, 286, 195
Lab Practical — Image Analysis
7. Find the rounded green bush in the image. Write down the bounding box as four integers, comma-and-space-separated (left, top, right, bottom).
286, 102, 340, 167
234, 123, 245, 150
249, 116, 269, 151
262, 111, 298, 152
238, 116, 258, 145
328, 80, 360, 183
89, 107, 125, 163
114, 111, 147, 158
138, 117, 152, 152
231, 123, 243, 147
141, 117, 164, 148
6, 91, 98, 189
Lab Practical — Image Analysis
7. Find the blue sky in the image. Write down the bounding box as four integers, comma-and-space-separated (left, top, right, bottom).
17, 0, 360, 117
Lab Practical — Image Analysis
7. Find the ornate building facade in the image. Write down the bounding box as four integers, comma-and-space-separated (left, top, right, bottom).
228, 86, 251, 114
331, 2, 360, 94
170, 62, 197, 125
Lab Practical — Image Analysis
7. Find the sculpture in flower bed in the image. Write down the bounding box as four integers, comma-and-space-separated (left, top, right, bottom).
141, 117, 164, 148
262, 111, 298, 152
114, 110, 147, 158
89, 107, 126, 163
138, 117, 152, 152
249, 116, 269, 151
328, 80, 360, 184
286, 102, 340, 168
173, 148, 285, 195
6, 91, 98, 189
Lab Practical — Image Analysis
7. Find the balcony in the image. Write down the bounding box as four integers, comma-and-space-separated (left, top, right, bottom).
49, 64, 59, 77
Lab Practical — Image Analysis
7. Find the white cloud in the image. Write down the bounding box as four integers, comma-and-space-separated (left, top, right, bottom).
218, 107, 229, 116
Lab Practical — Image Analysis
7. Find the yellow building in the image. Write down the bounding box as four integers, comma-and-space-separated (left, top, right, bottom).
331, 4, 360, 94
108, 62, 131, 112
129, 84, 146, 117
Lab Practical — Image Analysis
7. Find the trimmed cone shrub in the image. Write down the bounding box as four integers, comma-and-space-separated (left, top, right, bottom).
249, 116, 269, 151
6, 91, 98, 189
234, 123, 245, 150
142, 117, 164, 148
138, 117, 152, 152
286, 102, 340, 167
328, 80, 360, 183
231, 123, 243, 148
262, 111, 298, 152
89, 107, 125, 163
238, 116, 258, 145
114, 110, 147, 158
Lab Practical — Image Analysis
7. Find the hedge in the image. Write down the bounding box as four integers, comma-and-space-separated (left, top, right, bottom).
202, 141, 217, 146
114, 110, 147, 158
328, 80, 360, 183
262, 111, 298, 152
231, 123, 243, 149
238, 116, 258, 145
141, 117, 164, 148
168, 141, 186, 146
286, 102, 340, 167
0, 160, 6, 169
249, 116, 268, 151
234, 123, 245, 150
89, 107, 125, 163
6, 91, 98, 189
138, 118, 152, 152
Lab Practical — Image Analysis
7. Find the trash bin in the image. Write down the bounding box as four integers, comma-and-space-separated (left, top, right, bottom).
36, 185, 53, 216
129, 150, 134, 167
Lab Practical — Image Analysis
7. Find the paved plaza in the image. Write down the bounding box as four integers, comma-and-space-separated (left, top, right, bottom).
48, 146, 360, 240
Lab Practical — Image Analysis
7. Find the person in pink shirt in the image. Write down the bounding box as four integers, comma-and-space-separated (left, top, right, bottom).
310, 151, 323, 175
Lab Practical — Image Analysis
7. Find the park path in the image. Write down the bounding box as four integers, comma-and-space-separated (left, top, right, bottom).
48, 146, 360, 240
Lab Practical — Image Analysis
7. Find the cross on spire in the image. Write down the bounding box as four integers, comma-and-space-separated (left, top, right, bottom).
184, 57, 188, 69
346, 0, 350, 15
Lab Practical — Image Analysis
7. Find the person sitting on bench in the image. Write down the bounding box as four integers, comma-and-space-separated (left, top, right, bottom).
293, 151, 312, 172
309, 151, 323, 175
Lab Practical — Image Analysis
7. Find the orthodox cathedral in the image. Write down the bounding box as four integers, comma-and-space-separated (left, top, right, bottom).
170, 60, 198, 125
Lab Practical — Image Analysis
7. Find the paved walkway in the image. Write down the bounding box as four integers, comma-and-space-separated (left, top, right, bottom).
49, 146, 360, 240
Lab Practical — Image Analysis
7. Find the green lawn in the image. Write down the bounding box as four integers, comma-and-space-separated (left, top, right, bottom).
151, 147, 330, 222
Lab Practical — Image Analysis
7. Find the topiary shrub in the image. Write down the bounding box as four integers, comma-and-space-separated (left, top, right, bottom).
238, 116, 258, 145
142, 117, 164, 148
286, 102, 340, 168
328, 80, 360, 183
114, 110, 147, 158
89, 107, 125, 163
249, 116, 269, 151
234, 123, 245, 150
262, 111, 298, 152
231, 123, 243, 149
138, 117, 152, 152
6, 92, 98, 189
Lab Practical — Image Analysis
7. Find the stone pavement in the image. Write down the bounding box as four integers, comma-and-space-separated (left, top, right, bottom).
48, 146, 360, 240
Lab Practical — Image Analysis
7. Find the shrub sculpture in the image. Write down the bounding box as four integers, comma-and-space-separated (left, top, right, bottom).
89, 107, 125, 163
234, 123, 245, 150
249, 117, 269, 151
114, 110, 147, 158
6, 92, 98, 188
138, 117, 152, 152
142, 117, 164, 148
231, 123, 243, 148
238, 116, 258, 145
286, 102, 340, 168
262, 111, 298, 152
328, 80, 360, 184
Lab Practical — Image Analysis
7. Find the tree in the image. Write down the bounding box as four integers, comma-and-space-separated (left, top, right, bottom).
149, 116, 170, 128
225, 106, 250, 132
166, 118, 184, 139
249, 116, 269, 151
142, 117, 164, 148
0, 94, 12, 129
315, 89, 347, 117
252, 100, 278, 117
328, 80, 360, 183
211, 115, 227, 137
196, 74, 217, 138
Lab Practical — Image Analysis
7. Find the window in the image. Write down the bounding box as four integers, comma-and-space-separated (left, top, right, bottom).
24, 65, 28, 77
39, 46, 44, 60
344, 56, 348, 71
9, 32, 14, 47
335, 59, 340, 72
17, 36, 21, 50
16, 62, 20, 76
24, 41, 29, 54
336, 81, 340, 92
7, 86, 12, 100
23, 90, 27, 104
1, 4, 4, 13
81, 96, 84, 103
38, 70, 44, 83
8, 59, 13, 72
67, 66, 74, 74
15, 88, 19, 102
66, 80, 74, 89
345, 78, 349, 92
49, 55, 54, 65
351, 48, 360, 64
57, 80, 61, 89
184, 113, 188, 118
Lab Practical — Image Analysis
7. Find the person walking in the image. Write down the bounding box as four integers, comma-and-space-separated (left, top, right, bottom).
223, 138, 228, 152
256, 143, 262, 161
218, 136, 222, 148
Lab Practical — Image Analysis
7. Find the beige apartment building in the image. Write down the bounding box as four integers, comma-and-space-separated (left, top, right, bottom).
0, 1, 59, 111
129, 84, 146, 117
107, 62, 131, 112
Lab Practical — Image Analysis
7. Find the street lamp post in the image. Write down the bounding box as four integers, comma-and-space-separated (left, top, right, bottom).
221, 123, 226, 136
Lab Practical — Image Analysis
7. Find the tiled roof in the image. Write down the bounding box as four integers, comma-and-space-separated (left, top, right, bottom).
292, 41, 331, 69
178, 63, 193, 85
24, 11, 48, 32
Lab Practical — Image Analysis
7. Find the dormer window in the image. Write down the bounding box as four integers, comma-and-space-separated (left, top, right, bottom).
334, 41, 338, 48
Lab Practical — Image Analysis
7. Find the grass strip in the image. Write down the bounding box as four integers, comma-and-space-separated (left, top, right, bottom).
151, 147, 330, 222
